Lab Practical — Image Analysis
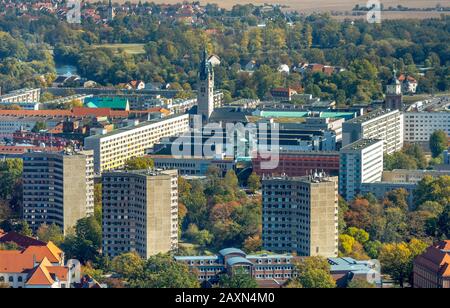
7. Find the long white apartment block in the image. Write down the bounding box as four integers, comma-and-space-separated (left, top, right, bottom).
403, 112, 450, 142
84, 114, 190, 173
343, 109, 403, 154
0, 88, 40, 104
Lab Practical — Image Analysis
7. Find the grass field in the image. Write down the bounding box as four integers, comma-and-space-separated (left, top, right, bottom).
108, 1, 448, 13
92, 43, 146, 55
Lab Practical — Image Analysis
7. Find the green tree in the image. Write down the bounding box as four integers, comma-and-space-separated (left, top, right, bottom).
75, 216, 102, 249
347, 278, 376, 288
32, 121, 47, 132
36, 224, 64, 245
94, 183, 102, 225
346, 227, 369, 244
185, 223, 214, 246
429, 130, 448, 158
219, 267, 258, 288
128, 254, 200, 288
0, 159, 23, 201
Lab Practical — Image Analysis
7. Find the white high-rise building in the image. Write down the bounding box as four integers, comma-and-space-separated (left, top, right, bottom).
339, 139, 384, 201
342, 109, 403, 154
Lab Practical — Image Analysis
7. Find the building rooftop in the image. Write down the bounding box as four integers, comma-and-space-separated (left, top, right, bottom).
262, 173, 337, 184
85, 97, 129, 110
219, 248, 246, 257
328, 257, 376, 274
103, 168, 178, 177
257, 110, 355, 121
85, 113, 188, 140
346, 108, 397, 124
341, 139, 383, 152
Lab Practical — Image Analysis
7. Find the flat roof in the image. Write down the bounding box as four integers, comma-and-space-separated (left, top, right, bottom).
258, 111, 355, 120
341, 139, 383, 151
85, 113, 188, 140
346, 108, 397, 124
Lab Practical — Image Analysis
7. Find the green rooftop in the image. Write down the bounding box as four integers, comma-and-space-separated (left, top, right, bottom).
85, 97, 130, 111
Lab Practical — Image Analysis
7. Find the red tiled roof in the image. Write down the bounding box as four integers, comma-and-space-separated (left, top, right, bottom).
0, 250, 33, 273
26, 258, 55, 286
415, 244, 450, 278
21, 243, 62, 264
0, 108, 130, 118
0, 231, 46, 248
436, 240, 450, 251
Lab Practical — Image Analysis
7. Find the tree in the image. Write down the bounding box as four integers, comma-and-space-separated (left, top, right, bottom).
94, 183, 102, 225
111, 252, 145, 279
0, 242, 20, 250
378, 239, 427, 287
36, 224, 64, 245
75, 216, 102, 249
124, 157, 154, 170
0, 159, 23, 201
339, 234, 356, 256
347, 278, 376, 288
428, 205, 450, 239
128, 254, 200, 288
61, 216, 102, 263
338, 197, 349, 234
247, 172, 261, 193
364, 240, 382, 259
184, 223, 213, 246
32, 121, 47, 132
243, 235, 262, 253
291, 257, 336, 288
219, 267, 258, 288
0, 200, 11, 222
346, 227, 369, 244
429, 130, 448, 158
414, 176, 450, 207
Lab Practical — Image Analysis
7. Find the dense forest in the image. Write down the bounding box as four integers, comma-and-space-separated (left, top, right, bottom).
0, 5, 449, 104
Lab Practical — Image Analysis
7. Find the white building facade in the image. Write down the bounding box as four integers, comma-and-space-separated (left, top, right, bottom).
342, 109, 403, 154
339, 139, 384, 201
403, 112, 450, 142
84, 114, 190, 173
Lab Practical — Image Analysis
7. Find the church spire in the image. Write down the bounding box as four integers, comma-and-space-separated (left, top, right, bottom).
199, 48, 211, 81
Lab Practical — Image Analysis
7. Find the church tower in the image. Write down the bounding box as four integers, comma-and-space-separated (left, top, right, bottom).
107, 0, 115, 22
384, 69, 403, 110
197, 49, 215, 123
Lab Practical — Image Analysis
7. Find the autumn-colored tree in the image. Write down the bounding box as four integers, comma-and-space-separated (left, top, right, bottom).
344, 197, 371, 230
247, 172, 261, 193
379, 238, 427, 287
123, 157, 154, 170
291, 257, 336, 288
111, 252, 145, 279
243, 235, 262, 253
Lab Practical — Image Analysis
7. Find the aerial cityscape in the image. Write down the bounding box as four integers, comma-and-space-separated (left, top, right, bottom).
0, 0, 449, 295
